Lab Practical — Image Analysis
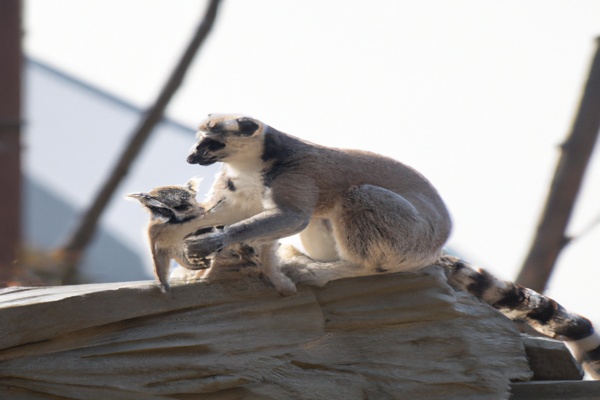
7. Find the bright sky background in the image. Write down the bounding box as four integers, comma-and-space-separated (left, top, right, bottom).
24, 1, 600, 322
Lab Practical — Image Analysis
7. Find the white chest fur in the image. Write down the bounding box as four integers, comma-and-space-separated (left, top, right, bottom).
203, 165, 265, 224
225, 165, 264, 211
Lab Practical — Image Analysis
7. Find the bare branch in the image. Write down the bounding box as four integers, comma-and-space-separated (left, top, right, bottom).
516, 38, 600, 293
55, 0, 223, 283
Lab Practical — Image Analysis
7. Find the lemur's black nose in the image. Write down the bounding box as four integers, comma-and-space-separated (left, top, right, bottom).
186, 153, 198, 164
187, 144, 200, 164
187, 139, 225, 165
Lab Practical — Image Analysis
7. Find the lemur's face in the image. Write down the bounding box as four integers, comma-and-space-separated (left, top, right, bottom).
187, 114, 264, 166
128, 181, 203, 224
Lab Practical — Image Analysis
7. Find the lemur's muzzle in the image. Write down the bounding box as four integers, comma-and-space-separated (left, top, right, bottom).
186, 145, 203, 164
186, 137, 225, 165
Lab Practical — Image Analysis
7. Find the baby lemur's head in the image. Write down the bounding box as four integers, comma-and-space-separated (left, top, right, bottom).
127, 179, 203, 224
187, 114, 265, 166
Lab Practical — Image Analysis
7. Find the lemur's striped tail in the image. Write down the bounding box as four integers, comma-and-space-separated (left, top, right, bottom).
439, 255, 600, 379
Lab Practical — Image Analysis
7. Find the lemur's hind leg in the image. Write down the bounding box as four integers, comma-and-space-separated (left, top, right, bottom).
440, 255, 600, 379
330, 184, 442, 272
257, 242, 297, 296
278, 243, 369, 287
299, 218, 339, 262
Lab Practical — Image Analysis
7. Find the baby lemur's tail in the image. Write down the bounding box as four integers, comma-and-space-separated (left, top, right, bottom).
439, 255, 600, 379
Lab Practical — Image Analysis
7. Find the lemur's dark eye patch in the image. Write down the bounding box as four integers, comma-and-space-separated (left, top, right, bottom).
173, 204, 190, 212
237, 118, 259, 136
149, 206, 174, 219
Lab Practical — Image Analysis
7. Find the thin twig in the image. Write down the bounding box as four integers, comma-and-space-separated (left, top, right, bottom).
568, 210, 600, 245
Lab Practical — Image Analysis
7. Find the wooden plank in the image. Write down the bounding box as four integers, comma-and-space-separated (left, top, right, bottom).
510, 380, 600, 400
521, 335, 584, 381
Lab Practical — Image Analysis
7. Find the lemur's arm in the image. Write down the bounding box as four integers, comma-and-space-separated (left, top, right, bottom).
226, 207, 311, 242
184, 208, 311, 259
185, 175, 318, 258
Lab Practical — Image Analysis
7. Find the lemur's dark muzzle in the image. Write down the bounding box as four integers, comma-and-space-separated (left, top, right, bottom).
186, 147, 202, 164
186, 138, 225, 165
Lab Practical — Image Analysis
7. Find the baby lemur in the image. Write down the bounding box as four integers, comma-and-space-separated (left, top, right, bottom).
184, 113, 600, 378
127, 178, 295, 295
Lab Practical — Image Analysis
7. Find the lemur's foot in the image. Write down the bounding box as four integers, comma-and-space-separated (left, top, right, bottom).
229, 243, 260, 265
280, 261, 327, 286
264, 271, 297, 296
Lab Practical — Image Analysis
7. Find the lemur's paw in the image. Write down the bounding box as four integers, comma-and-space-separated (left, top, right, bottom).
184, 230, 226, 259
281, 263, 330, 287
159, 282, 171, 294
271, 275, 298, 296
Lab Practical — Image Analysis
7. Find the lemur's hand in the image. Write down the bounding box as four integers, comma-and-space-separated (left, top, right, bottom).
184, 230, 226, 261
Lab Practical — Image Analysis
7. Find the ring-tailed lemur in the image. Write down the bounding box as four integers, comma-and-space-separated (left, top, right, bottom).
186, 114, 451, 271
184, 113, 600, 378
127, 178, 295, 295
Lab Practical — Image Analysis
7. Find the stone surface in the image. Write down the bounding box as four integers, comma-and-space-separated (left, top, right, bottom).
521, 334, 584, 381
0, 267, 531, 399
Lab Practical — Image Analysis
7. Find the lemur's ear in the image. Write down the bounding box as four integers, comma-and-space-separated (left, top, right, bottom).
237, 117, 260, 136
185, 176, 203, 194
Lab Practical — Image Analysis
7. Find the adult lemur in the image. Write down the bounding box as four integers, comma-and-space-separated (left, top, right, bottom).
185, 113, 600, 378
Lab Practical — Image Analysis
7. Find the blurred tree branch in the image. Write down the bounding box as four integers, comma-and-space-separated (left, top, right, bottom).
516, 38, 600, 293
55, 0, 223, 284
